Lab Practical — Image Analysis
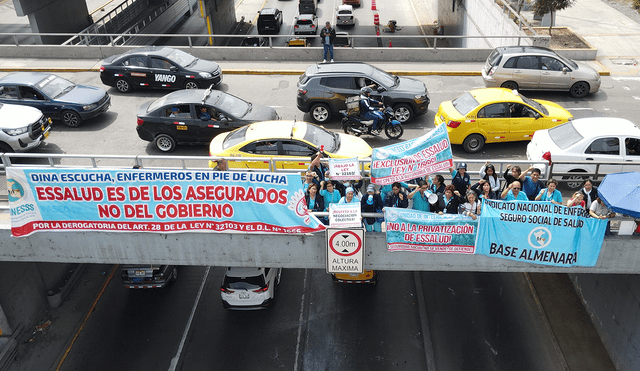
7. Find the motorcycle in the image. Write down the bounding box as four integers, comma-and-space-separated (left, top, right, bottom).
340, 97, 404, 139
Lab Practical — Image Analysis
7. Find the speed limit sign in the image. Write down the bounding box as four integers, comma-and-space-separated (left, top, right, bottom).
326, 228, 364, 274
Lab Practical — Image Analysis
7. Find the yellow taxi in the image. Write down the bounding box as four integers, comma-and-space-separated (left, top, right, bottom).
434, 88, 572, 153
332, 270, 378, 284
209, 120, 372, 170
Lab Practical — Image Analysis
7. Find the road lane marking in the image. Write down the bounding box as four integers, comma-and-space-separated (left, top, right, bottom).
293, 268, 309, 371
414, 272, 436, 371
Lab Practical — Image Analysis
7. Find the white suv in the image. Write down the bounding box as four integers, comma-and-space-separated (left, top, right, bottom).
0, 103, 51, 153
220, 267, 282, 310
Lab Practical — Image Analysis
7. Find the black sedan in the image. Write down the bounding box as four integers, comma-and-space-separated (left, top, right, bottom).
136, 87, 279, 152
0, 72, 110, 127
99, 46, 223, 93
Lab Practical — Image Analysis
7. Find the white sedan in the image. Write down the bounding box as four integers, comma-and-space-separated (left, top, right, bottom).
527, 117, 640, 189
336, 5, 355, 27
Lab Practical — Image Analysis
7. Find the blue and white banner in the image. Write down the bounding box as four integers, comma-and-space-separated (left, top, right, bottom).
370, 124, 453, 185
6, 167, 326, 237
476, 200, 606, 267
384, 207, 477, 253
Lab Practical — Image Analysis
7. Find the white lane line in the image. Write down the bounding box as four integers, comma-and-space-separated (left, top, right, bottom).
633, 96, 640, 100
293, 268, 309, 371
566, 107, 594, 110
168, 266, 211, 371
414, 272, 437, 371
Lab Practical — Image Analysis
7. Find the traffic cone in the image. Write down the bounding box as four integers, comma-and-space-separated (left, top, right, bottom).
389, 40, 392, 47
376, 27, 380, 36
371, 0, 377, 11
373, 13, 379, 25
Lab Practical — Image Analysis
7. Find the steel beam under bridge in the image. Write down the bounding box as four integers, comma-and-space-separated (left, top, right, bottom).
0, 225, 638, 273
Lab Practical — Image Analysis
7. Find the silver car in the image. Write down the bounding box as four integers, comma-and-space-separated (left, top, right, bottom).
481, 46, 601, 98
294, 14, 318, 35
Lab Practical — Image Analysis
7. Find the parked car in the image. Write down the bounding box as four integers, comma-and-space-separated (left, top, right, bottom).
0, 72, 110, 128
99, 46, 222, 93
294, 14, 318, 36
297, 62, 430, 124
527, 117, 640, 189
257, 8, 283, 34
137, 86, 279, 152
209, 120, 372, 170
336, 5, 355, 27
0, 103, 51, 153
240, 37, 268, 47
298, 0, 317, 15
332, 270, 378, 284
481, 46, 601, 98
334, 31, 352, 47
220, 267, 281, 309
434, 88, 573, 153
121, 265, 177, 289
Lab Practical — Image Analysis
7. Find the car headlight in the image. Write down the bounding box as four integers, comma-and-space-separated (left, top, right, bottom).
415, 94, 426, 101
82, 104, 97, 111
3, 127, 28, 136
199, 72, 212, 79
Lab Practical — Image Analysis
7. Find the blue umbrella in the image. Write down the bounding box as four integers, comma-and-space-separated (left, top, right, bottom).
597, 172, 640, 218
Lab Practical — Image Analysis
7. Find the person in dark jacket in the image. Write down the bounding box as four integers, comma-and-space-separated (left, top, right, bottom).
305, 183, 324, 213
579, 179, 598, 211
471, 179, 498, 201
361, 184, 384, 232
433, 184, 464, 214
320, 21, 336, 63
384, 182, 409, 208
502, 164, 522, 189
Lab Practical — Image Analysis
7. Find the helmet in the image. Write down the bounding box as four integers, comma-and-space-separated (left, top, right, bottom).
361, 87, 373, 96
457, 162, 467, 170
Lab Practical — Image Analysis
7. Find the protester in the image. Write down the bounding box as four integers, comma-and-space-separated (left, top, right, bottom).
589, 197, 615, 236
427, 174, 446, 195
535, 179, 563, 204
580, 179, 598, 210
501, 180, 528, 201
302, 171, 320, 193
339, 187, 360, 204
323, 171, 345, 196
361, 184, 384, 232
212, 158, 228, 171
503, 165, 522, 188
380, 181, 415, 196
308, 151, 328, 182
471, 179, 497, 201
460, 190, 481, 219
384, 182, 409, 208
320, 21, 336, 63
408, 181, 432, 212
319, 180, 342, 211
433, 184, 463, 214
341, 179, 364, 198
519, 166, 544, 201
449, 162, 471, 196
479, 162, 501, 193
567, 191, 586, 208
305, 183, 324, 213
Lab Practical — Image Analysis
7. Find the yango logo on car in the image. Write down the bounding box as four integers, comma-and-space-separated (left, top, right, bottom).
155, 74, 177, 83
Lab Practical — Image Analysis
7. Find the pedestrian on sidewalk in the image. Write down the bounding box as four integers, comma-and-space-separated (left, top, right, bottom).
320, 21, 336, 63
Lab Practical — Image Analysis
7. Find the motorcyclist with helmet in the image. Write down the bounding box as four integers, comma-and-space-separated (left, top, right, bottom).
359, 86, 385, 135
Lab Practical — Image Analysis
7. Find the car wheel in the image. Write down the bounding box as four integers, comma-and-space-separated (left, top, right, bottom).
170, 267, 178, 282
342, 118, 361, 136
155, 134, 176, 152
563, 171, 587, 190
310, 103, 331, 124
501, 81, 519, 91
61, 110, 82, 128
570, 82, 590, 98
385, 123, 403, 139
115, 78, 132, 93
393, 103, 413, 123
462, 134, 485, 153
184, 80, 199, 90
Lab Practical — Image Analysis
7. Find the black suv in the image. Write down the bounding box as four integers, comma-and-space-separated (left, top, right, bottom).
257, 8, 283, 34
296, 62, 430, 124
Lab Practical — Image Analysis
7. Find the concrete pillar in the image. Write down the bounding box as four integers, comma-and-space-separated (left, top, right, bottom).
13, 0, 91, 44
200, 0, 236, 45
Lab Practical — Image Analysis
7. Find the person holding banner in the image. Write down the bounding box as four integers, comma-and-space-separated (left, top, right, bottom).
212, 158, 228, 171
479, 162, 501, 194
384, 182, 409, 208
433, 185, 463, 214
305, 183, 325, 214
471, 179, 498, 201
339, 187, 361, 204
449, 163, 471, 196
501, 181, 528, 201
361, 184, 384, 232
535, 179, 563, 204
589, 197, 615, 236
580, 179, 598, 210
408, 181, 433, 212
502, 165, 522, 189
460, 190, 481, 219
567, 192, 586, 208
520, 166, 544, 201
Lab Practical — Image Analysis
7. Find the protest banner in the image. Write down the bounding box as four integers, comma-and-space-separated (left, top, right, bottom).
370, 124, 453, 185
475, 200, 605, 267
384, 207, 477, 253
6, 167, 326, 237
329, 203, 362, 228
328, 158, 361, 180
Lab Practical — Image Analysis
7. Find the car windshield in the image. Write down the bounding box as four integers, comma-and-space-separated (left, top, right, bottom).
302, 123, 339, 152
297, 19, 313, 25
553, 53, 578, 69
165, 49, 197, 67
213, 93, 250, 117
370, 66, 397, 87
223, 126, 249, 149
451, 92, 479, 115
148, 96, 169, 113
224, 275, 265, 290
520, 94, 549, 115
36, 75, 75, 99
548, 122, 583, 149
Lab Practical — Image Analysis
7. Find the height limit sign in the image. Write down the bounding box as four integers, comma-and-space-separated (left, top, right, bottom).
326, 228, 364, 274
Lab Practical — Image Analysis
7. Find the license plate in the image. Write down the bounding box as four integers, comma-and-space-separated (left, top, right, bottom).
135, 270, 146, 276
43, 131, 50, 139
176, 125, 187, 130
239, 292, 250, 299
